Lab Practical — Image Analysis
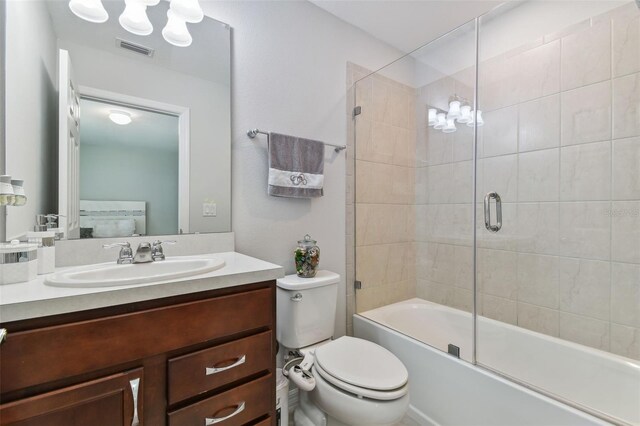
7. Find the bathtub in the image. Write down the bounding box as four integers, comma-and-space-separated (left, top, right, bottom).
354, 298, 640, 426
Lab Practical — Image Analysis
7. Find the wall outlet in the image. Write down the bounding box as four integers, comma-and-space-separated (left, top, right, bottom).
202, 202, 216, 217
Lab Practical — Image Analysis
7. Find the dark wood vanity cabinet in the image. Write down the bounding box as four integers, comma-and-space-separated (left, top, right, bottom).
0, 281, 277, 426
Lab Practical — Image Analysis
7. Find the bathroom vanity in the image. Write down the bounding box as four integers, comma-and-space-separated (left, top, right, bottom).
0, 252, 283, 426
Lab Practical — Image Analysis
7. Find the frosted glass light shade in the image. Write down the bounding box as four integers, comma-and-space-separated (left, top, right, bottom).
163, 10, 193, 47
466, 110, 484, 127
69, 0, 108, 23
119, 0, 153, 36
170, 0, 203, 23
457, 105, 472, 123
447, 100, 461, 119
434, 112, 446, 129
443, 118, 457, 133
428, 108, 437, 126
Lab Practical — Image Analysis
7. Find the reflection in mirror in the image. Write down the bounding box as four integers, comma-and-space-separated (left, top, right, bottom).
79, 98, 179, 238
4, 0, 231, 241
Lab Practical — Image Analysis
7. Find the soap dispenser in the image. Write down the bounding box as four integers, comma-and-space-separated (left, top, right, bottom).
25, 230, 56, 274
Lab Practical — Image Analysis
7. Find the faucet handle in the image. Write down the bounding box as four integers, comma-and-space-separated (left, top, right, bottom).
151, 240, 176, 261
103, 242, 133, 264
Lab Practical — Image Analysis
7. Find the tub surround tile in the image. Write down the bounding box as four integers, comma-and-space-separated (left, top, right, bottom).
561, 21, 611, 91
559, 312, 610, 351
356, 160, 414, 205
516, 203, 559, 255
517, 303, 560, 337
356, 242, 414, 288
561, 81, 611, 146
612, 7, 640, 78
478, 249, 518, 300
613, 73, 640, 140
612, 137, 640, 200
517, 253, 559, 309
559, 258, 611, 321
356, 204, 413, 246
610, 323, 640, 360
560, 141, 611, 201
611, 201, 640, 264
482, 294, 518, 325
559, 202, 611, 261
518, 148, 559, 202
611, 262, 640, 328
416, 242, 455, 285
517, 40, 561, 103
483, 155, 518, 203
518, 95, 561, 152
424, 128, 453, 166
480, 105, 518, 158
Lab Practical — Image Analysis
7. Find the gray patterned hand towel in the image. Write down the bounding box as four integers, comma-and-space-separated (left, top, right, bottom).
268, 132, 324, 198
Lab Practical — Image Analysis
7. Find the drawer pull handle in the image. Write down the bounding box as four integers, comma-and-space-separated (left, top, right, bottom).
130, 378, 140, 426
0, 328, 7, 345
205, 401, 245, 425
205, 355, 246, 375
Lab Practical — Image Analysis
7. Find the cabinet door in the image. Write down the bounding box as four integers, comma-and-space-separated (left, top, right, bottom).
0, 368, 143, 426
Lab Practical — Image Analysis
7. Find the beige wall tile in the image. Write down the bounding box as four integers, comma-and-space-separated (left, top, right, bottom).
612, 7, 640, 78
483, 154, 518, 203
611, 262, 640, 328
356, 204, 412, 246
517, 202, 559, 255
517, 40, 561, 103
478, 53, 520, 111
356, 160, 414, 204
613, 72, 640, 140
611, 201, 640, 263
612, 137, 640, 200
478, 248, 518, 299
480, 105, 518, 158
561, 21, 611, 91
517, 303, 560, 337
517, 253, 559, 309
518, 95, 561, 152
560, 141, 611, 201
561, 80, 611, 146
559, 258, 611, 321
423, 127, 453, 166
610, 323, 640, 360
559, 312, 610, 351
559, 201, 611, 261
482, 295, 517, 325
518, 148, 559, 202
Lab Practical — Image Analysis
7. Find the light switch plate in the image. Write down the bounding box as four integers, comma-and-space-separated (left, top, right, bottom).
202, 202, 217, 217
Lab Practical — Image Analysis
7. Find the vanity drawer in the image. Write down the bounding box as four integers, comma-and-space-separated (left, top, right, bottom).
168, 331, 272, 405
0, 288, 273, 394
167, 374, 271, 426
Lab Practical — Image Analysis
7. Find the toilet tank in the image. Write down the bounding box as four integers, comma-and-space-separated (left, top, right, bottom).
276, 270, 340, 349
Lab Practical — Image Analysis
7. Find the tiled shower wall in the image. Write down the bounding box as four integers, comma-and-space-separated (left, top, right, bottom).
417, 3, 640, 360
346, 63, 417, 332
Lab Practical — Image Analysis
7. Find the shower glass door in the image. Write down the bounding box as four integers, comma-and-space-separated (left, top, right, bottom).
476, 2, 640, 424
351, 19, 478, 362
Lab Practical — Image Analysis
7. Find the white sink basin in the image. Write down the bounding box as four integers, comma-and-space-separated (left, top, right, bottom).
44, 257, 225, 288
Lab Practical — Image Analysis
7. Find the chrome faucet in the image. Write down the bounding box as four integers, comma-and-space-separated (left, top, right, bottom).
151, 240, 176, 261
133, 242, 153, 263
103, 242, 134, 264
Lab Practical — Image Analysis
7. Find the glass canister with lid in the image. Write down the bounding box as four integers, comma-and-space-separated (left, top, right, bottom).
294, 234, 320, 278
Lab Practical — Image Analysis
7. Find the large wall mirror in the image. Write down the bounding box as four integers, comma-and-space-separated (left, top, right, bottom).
3, 0, 231, 240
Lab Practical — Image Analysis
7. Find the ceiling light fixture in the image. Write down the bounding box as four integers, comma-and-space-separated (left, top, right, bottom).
68, 0, 109, 23
109, 110, 132, 125
428, 94, 483, 134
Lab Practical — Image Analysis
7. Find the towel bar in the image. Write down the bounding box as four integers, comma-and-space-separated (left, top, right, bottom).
247, 129, 347, 153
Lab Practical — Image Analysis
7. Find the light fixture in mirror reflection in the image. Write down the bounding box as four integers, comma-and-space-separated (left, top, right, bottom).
4, 0, 231, 240
69, 0, 203, 47
427, 95, 483, 133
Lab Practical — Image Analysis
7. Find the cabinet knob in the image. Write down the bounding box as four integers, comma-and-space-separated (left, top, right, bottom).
0, 328, 7, 345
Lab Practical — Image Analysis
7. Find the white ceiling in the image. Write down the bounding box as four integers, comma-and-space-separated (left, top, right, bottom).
80, 98, 179, 151
310, 0, 502, 53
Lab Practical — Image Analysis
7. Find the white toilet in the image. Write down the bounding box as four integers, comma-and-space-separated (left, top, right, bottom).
277, 270, 410, 426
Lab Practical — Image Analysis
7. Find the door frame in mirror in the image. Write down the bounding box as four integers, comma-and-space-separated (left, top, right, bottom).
72, 86, 191, 237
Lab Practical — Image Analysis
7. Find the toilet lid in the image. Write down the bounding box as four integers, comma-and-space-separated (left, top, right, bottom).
314, 336, 408, 391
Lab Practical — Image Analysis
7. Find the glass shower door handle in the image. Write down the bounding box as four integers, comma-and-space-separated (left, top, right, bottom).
484, 192, 502, 232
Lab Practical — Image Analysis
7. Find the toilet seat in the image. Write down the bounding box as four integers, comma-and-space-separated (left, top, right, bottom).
313, 336, 409, 401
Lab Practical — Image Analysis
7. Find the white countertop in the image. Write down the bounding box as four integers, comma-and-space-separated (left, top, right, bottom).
0, 252, 284, 323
